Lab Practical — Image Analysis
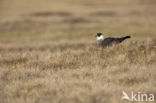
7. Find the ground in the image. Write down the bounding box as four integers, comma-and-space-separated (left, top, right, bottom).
0, 0, 156, 103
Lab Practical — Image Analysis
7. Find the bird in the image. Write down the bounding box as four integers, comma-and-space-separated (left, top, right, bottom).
96, 32, 131, 47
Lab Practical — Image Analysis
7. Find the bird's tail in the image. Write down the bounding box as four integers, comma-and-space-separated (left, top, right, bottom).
121, 36, 131, 41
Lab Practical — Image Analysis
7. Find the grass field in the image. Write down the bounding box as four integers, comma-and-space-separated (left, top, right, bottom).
0, 0, 156, 103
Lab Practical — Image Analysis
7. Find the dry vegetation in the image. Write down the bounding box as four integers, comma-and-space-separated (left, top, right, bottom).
0, 0, 156, 103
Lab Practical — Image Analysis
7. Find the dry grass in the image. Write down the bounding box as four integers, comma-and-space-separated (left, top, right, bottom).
0, 34, 156, 103
0, 0, 156, 103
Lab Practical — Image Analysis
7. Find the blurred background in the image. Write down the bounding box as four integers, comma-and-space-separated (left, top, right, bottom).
0, 0, 156, 38
0, 1, 156, 103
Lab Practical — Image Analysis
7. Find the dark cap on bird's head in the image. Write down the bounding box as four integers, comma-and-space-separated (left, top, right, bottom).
97, 33, 102, 37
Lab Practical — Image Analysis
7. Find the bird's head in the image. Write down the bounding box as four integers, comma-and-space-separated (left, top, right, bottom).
96, 32, 104, 40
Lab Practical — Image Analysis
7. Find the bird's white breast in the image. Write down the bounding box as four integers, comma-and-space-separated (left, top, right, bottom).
97, 35, 104, 41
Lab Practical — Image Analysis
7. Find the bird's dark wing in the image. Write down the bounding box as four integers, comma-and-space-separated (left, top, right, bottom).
102, 36, 131, 47
102, 37, 118, 46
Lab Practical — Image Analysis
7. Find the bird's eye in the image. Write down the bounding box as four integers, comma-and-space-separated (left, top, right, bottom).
97, 33, 102, 37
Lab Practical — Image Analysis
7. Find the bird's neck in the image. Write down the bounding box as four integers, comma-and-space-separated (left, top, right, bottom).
97, 35, 104, 41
